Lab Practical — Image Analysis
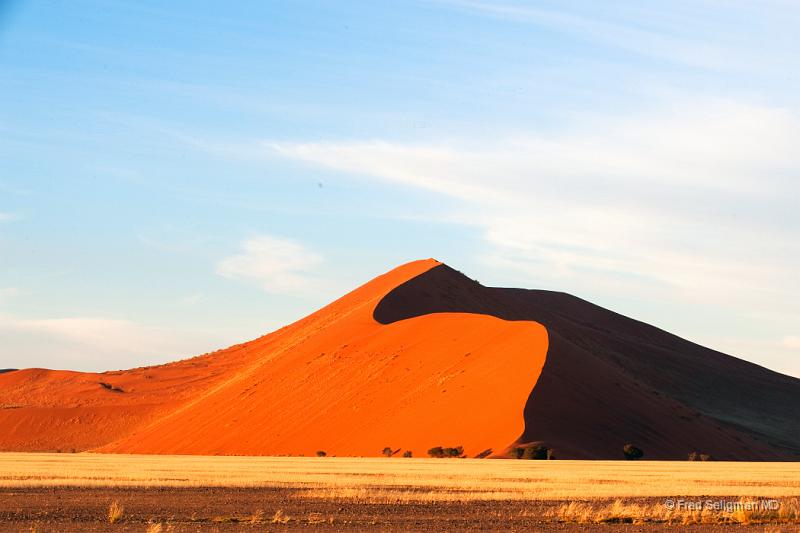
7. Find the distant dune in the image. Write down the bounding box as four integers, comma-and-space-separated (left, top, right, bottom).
1, 259, 798, 459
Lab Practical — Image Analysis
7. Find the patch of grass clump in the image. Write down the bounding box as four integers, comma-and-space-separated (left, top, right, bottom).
108, 500, 124, 524
272, 509, 292, 524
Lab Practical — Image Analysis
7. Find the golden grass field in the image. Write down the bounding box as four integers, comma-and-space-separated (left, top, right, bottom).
2, 453, 799, 527
2, 453, 799, 498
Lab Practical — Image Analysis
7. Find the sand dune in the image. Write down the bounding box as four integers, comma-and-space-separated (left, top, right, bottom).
1, 259, 798, 459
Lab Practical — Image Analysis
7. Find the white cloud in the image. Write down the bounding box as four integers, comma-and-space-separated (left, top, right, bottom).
0, 314, 230, 371
710, 336, 800, 378
0, 212, 16, 222
2, 316, 158, 351
266, 98, 800, 325
216, 235, 323, 293
783, 336, 800, 350
0, 287, 19, 299
437, 0, 798, 73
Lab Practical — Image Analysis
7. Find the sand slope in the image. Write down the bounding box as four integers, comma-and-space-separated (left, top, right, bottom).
2, 259, 798, 459
0, 259, 547, 457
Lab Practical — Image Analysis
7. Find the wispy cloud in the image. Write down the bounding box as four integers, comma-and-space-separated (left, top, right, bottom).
0, 314, 228, 371
784, 336, 800, 350
267, 97, 800, 320
216, 235, 323, 294
0, 212, 16, 222
436, 0, 797, 72
0, 287, 19, 300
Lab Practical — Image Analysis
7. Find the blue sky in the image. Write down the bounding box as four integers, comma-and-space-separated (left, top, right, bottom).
1, 0, 798, 376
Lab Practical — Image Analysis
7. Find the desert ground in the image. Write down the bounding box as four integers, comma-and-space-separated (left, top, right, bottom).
0, 454, 798, 532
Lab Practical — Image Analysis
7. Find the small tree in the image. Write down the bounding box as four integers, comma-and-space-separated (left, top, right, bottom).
524, 445, 551, 460
622, 444, 643, 460
444, 446, 464, 457
428, 446, 463, 458
382, 447, 393, 457
315, 450, 327, 457
688, 451, 698, 461
513, 445, 551, 459
428, 446, 445, 458
403, 450, 412, 458
700, 453, 712, 461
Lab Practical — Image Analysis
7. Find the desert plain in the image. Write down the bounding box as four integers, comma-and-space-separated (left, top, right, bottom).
1, 453, 798, 532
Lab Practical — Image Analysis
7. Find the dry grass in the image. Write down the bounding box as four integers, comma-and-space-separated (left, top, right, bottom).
249, 508, 264, 524
548, 496, 799, 525
108, 499, 124, 524
1, 453, 799, 501
1, 453, 799, 525
272, 509, 292, 523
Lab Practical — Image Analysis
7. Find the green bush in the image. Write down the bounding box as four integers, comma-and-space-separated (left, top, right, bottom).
622, 444, 643, 460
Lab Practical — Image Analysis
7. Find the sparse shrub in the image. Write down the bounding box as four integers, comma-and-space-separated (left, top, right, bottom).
402, 450, 412, 458
382, 447, 393, 457
622, 444, 643, 460
427, 446, 444, 458
315, 450, 327, 457
445, 446, 464, 457
427, 446, 463, 458
146, 523, 162, 533
528, 446, 551, 460
513, 445, 552, 459
108, 500, 124, 524
99, 382, 124, 393
688, 451, 712, 461
272, 509, 291, 524
250, 509, 264, 524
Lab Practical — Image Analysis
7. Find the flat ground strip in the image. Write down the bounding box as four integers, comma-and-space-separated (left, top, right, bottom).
0, 454, 798, 531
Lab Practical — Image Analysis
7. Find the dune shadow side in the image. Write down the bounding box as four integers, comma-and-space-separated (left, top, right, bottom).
373, 264, 800, 460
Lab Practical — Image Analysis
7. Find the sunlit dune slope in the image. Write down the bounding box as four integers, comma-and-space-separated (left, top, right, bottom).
0, 259, 548, 457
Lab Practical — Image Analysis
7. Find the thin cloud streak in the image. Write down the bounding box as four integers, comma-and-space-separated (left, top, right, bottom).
217, 235, 324, 294
436, 0, 798, 73
267, 98, 800, 361
0, 314, 232, 371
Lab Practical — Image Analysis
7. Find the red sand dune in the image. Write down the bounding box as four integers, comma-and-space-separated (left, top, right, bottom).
1, 259, 798, 459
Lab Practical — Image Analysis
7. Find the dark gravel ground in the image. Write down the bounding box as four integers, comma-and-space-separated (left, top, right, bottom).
0, 487, 795, 532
